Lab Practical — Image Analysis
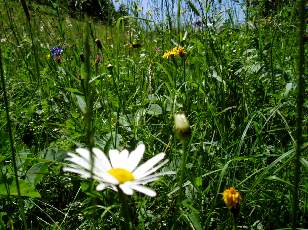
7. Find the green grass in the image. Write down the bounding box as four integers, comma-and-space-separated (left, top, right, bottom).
0, 0, 307, 229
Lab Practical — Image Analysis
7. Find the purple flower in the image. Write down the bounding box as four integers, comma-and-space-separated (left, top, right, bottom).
50, 47, 63, 60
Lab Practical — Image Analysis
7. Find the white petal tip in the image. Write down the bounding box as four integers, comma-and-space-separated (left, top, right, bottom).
96, 183, 106, 191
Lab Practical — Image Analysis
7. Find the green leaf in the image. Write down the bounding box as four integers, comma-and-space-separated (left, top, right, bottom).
156, 62, 174, 93
65, 87, 83, 95
300, 158, 308, 169
0, 179, 41, 198
75, 94, 87, 114
182, 199, 202, 230
284, 82, 294, 97
146, 104, 162, 116
265, 175, 293, 188
26, 162, 49, 186
194, 176, 202, 188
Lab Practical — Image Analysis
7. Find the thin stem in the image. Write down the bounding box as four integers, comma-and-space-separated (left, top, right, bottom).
82, 21, 95, 192
118, 189, 134, 230
177, 140, 188, 204
292, 0, 305, 229
20, 0, 40, 85
177, 0, 181, 40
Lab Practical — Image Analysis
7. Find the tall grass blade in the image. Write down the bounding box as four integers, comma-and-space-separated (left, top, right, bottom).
292, 0, 305, 228
0, 48, 27, 229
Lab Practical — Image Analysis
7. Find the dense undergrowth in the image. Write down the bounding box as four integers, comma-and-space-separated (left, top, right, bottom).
0, 0, 307, 229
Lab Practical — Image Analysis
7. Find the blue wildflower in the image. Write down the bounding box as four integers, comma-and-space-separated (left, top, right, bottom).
50, 47, 63, 60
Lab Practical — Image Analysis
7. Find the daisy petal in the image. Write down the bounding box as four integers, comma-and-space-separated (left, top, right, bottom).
92, 148, 112, 170
130, 184, 156, 197
96, 183, 106, 191
119, 183, 134, 195
118, 149, 129, 168
66, 155, 91, 171
99, 172, 119, 185
75, 148, 91, 161
119, 149, 129, 161
126, 144, 145, 171
136, 171, 176, 184
74, 149, 105, 177
135, 159, 169, 179
135, 177, 160, 185
109, 149, 121, 168
63, 167, 91, 178
133, 153, 165, 179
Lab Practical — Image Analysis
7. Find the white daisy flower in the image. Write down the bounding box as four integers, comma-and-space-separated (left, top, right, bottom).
63, 144, 172, 197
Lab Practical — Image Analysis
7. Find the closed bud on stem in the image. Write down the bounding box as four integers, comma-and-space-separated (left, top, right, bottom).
107, 63, 113, 70
80, 53, 85, 63
222, 187, 241, 218
95, 39, 102, 49
174, 112, 191, 140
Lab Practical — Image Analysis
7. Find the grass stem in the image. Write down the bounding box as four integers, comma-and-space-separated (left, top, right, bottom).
292, 0, 305, 228
0, 48, 28, 230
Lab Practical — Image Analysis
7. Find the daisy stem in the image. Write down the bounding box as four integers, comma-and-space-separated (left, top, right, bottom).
118, 189, 134, 230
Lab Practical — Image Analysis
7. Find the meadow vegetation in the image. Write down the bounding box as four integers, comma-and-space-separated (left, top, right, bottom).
0, 0, 307, 229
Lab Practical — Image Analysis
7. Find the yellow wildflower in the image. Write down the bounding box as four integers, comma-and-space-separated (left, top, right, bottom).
162, 46, 186, 59
222, 187, 241, 209
162, 50, 176, 59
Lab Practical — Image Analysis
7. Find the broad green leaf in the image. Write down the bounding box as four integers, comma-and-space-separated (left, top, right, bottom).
146, 104, 162, 116
0, 179, 40, 198
26, 162, 49, 186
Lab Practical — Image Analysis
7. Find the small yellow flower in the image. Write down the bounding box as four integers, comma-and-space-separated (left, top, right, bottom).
162, 46, 186, 59
222, 187, 241, 209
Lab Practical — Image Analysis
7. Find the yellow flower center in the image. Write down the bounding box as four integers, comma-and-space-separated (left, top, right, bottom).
107, 168, 135, 184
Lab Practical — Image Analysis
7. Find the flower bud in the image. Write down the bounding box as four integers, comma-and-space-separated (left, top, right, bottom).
174, 112, 191, 140
80, 53, 85, 63
222, 187, 241, 209
95, 39, 102, 49
107, 63, 113, 70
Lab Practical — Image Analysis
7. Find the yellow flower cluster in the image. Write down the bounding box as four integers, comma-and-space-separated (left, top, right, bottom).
162, 46, 186, 59
222, 187, 241, 209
